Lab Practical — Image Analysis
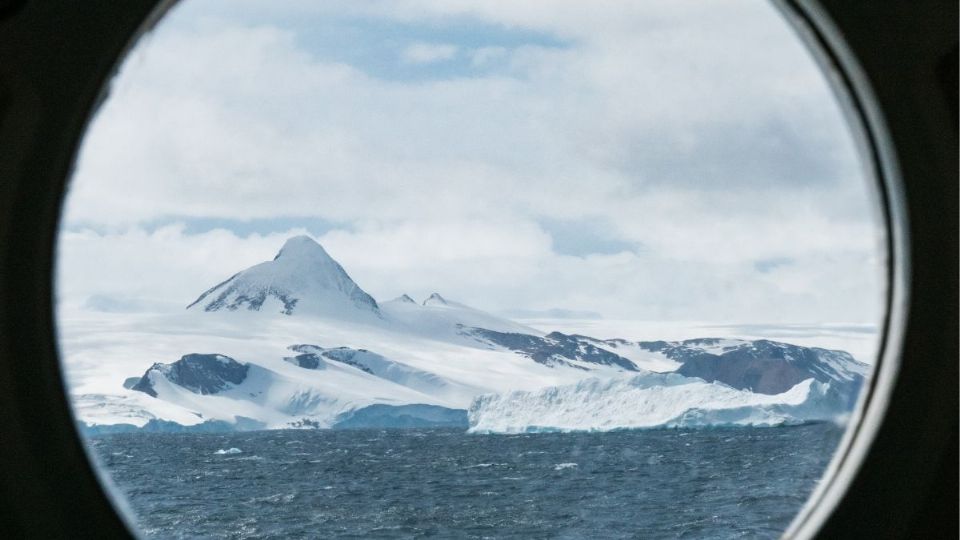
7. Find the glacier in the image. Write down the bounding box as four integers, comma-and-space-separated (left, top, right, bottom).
468, 374, 849, 434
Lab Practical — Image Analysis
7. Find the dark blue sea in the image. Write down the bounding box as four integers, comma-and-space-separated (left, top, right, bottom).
88, 424, 843, 539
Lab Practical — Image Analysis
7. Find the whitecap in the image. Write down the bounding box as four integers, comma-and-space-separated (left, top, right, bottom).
214, 447, 242, 455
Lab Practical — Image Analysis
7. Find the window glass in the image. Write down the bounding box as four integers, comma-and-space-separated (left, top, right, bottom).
57, 1, 886, 537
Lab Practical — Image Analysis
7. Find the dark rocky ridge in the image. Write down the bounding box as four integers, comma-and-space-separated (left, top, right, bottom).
316, 348, 376, 374
423, 292, 449, 306
132, 353, 250, 397
463, 327, 639, 371
287, 344, 375, 374
284, 352, 327, 370
632, 339, 867, 404
192, 283, 301, 315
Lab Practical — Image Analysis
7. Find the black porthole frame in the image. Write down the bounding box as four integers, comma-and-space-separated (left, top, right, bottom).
0, 1, 955, 538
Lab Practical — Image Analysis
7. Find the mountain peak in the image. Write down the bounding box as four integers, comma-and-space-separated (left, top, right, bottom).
274, 235, 330, 261
187, 235, 380, 317
423, 293, 448, 307
396, 294, 417, 304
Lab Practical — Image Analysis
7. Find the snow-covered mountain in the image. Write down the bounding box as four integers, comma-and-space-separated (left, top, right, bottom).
68, 235, 871, 434
186, 235, 534, 338
187, 235, 380, 318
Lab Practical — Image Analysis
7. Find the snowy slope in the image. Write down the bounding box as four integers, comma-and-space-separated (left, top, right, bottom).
187, 235, 380, 318
64, 309, 868, 432
126, 349, 459, 429
461, 327, 640, 371
381, 292, 541, 339
286, 344, 481, 403
468, 375, 848, 433
581, 338, 683, 372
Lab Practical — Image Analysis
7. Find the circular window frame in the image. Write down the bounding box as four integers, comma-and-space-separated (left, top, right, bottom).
0, 1, 954, 538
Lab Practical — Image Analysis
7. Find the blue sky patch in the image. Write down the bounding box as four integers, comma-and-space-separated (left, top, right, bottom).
171, 1, 569, 82
539, 218, 638, 257
64, 216, 347, 238
753, 257, 795, 273
291, 16, 568, 81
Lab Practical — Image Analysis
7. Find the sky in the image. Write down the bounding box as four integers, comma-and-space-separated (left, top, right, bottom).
56, 0, 887, 324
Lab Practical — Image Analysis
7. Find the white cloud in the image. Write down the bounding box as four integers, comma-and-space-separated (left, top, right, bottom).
56, 223, 884, 324
470, 46, 507, 67
400, 42, 459, 64
56, 225, 301, 312
56, 0, 887, 326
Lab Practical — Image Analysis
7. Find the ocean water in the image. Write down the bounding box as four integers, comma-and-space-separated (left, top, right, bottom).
88, 424, 843, 539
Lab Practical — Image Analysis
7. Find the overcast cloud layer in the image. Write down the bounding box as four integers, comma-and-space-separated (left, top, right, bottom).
57, 0, 886, 323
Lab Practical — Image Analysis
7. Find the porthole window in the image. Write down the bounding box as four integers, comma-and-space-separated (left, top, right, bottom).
55, 1, 890, 538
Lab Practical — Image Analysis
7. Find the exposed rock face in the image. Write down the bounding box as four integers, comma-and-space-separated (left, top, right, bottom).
132, 353, 250, 397
287, 344, 460, 399
422, 292, 449, 307
314, 347, 376, 374
284, 352, 327, 370
649, 339, 867, 404
463, 327, 639, 371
